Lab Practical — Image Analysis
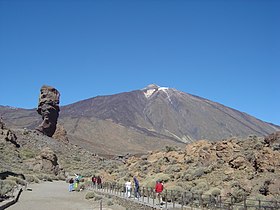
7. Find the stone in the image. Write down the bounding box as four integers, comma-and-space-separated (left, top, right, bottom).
264, 131, 280, 151
32, 147, 62, 175
0, 118, 19, 147
52, 123, 69, 143
36, 85, 60, 137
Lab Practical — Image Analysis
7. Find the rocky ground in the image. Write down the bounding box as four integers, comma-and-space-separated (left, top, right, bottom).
1, 118, 280, 206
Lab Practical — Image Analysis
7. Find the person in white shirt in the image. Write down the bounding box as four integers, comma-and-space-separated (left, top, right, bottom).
125, 179, 132, 198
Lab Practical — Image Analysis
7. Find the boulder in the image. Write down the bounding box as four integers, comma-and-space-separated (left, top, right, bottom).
0, 118, 19, 147
52, 123, 69, 143
32, 147, 63, 176
36, 85, 60, 137
264, 131, 280, 151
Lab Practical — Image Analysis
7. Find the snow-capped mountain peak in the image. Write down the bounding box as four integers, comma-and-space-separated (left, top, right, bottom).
142, 84, 170, 98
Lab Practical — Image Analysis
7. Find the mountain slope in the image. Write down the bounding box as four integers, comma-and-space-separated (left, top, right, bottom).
0, 84, 278, 154
61, 84, 278, 142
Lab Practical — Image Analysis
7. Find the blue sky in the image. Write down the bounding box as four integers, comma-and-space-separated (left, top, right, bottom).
0, 0, 279, 125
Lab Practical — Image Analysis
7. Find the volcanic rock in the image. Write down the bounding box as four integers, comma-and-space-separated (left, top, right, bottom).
36, 85, 60, 137
32, 147, 63, 176
52, 123, 69, 143
264, 131, 280, 151
0, 118, 19, 147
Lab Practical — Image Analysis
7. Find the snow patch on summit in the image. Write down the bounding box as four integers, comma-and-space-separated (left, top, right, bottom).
142, 84, 170, 98
144, 88, 157, 98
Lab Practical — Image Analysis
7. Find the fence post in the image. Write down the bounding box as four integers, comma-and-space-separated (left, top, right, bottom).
142, 187, 145, 203
147, 187, 150, 204
153, 191, 155, 206
165, 189, 168, 208
199, 194, 202, 208
191, 192, 194, 209
181, 192, 184, 210
100, 199, 102, 210
171, 190, 175, 208
243, 195, 247, 210
230, 196, 233, 210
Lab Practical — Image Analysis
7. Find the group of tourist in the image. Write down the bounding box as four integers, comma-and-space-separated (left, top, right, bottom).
124, 176, 141, 198
91, 175, 102, 189
68, 173, 83, 192
124, 176, 164, 204
68, 173, 164, 204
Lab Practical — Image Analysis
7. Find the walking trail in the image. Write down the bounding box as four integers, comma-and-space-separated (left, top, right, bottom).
8, 181, 95, 210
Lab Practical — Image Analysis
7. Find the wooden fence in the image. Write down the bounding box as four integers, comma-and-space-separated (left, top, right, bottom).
93, 182, 280, 210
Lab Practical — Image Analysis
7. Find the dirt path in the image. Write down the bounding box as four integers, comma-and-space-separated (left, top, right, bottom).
8, 181, 95, 210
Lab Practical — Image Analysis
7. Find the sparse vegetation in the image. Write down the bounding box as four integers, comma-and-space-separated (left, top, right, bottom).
0, 122, 279, 206
85, 192, 96, 200
0, 180, 16, 197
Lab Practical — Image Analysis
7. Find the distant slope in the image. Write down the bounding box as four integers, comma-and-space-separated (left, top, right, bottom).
0, 85, 278, 154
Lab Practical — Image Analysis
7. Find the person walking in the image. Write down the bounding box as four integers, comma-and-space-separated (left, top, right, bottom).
91, 175, 97, 188
155, 180, 164, 204
69, 178, 74, 192
97, 176, 102, 189
125, 179, 132, 198
133, 176, 141, 198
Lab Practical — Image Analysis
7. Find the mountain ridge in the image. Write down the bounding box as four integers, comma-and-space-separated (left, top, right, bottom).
0, 85, 279, 154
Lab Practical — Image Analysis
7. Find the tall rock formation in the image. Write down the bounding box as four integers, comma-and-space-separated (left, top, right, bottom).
36, 85, 60, 137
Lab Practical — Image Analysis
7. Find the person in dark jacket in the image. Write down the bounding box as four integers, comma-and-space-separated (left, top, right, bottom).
91, 175, 97, 188
97, 176, 102, 189
133, 176, 141, 198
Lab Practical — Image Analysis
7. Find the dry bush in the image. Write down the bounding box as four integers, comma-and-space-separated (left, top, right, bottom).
205, 187, 221, 196
25, 174, 40, 183
0, 180, 16, 196
191, 181, 208, 195
106, 199, 114, 206
6, 176, 26, 186
85, 192, 96, 199
165, 164, 181, 173
36, 174, 53, 182
19, 149, 36, 159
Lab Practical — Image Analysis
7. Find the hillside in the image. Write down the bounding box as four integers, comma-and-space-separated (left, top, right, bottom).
0, 84, 279, 155
1, 120, 279, 203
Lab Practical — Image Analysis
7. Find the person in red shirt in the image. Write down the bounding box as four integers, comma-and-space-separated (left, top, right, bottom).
155, 180, 164, 204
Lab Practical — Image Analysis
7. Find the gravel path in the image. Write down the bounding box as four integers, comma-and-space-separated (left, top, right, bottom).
8, 181, 95, 210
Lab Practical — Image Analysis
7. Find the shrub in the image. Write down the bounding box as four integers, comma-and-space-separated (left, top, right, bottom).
165, 146, 178, 152
73, 156, 81, 162
165, 164, 181, 173
205, 187, 221, 197
231, 188, 246, 203
141, 155, 148, 160
20, 149, 36, 159
107, 200, 114, 206
94, 194, 103, 201
0, 180, 16, 196
182, 172, 193, 181
36, 174, 53, 182
155, 173, 171, 183
25, 175, 35, 183
191, 181, 208, 195
192, 167, 206, 178
6, 176, 26, 186
85, 192, 95, 200
177, 182, 193, 191
166, 185, 184, 192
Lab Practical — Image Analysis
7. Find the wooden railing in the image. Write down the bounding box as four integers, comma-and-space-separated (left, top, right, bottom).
91, 182, 280, 210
